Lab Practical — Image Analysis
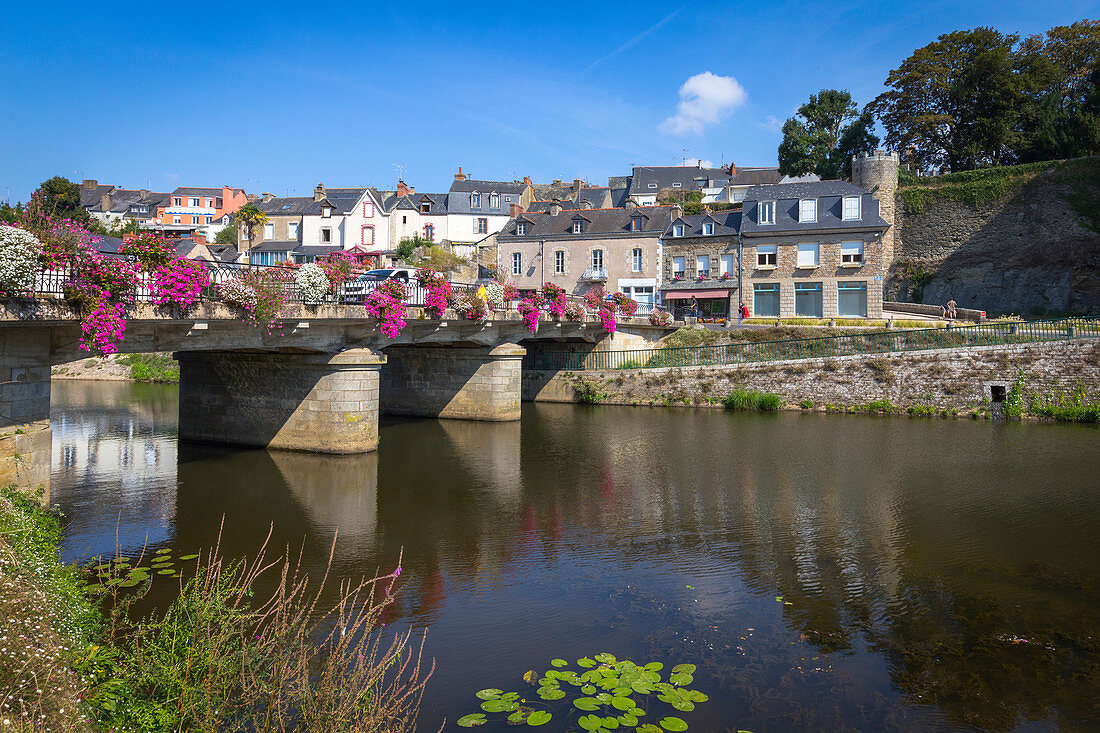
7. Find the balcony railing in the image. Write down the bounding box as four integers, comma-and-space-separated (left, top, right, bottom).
581, 267, 608, 281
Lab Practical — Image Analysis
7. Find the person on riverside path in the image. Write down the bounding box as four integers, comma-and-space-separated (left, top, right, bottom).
738, 301, 750, 325
690, 296, 700, 322
946, 297, 957, 320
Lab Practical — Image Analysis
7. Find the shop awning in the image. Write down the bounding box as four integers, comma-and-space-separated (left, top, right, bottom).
663, 289, 731, 300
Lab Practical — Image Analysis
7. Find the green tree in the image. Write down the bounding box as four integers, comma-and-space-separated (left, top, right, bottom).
213, 218, 239, 245
36, 176, 86, 218
778, 89, 879, 179
236, 203, 268, 248
868, 28, 1021, 171
396, 234, 429, 262
0, 202, 21, 224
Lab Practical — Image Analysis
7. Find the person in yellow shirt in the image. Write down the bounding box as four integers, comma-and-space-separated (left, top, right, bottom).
476, 283, 488, 303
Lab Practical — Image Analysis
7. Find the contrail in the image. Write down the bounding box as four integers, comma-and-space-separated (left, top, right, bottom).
581, 6, 685, 75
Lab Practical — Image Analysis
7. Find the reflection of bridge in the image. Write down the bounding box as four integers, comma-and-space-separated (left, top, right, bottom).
0, 297, 673, 490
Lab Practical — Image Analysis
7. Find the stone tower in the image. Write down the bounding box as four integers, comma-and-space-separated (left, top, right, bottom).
852, 150, 900, 265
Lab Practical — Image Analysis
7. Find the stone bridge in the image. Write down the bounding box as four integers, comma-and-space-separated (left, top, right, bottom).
0, 297, 674, 491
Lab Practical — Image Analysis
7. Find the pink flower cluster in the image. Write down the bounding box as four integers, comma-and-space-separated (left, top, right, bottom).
40, 216, 101, 268
599, 307, 617, 333
151, 259, 208, 309
365, 280, 408, 339
517, 296, 542, 333
582, 285, 606, 311
456, 293, 488, 320
542, 282, 567, 319
79, 300, 127, 354
648, 309, 672, 326
417, 268, 453, 319
612, 291, 638, 318
503, 283, 520, 301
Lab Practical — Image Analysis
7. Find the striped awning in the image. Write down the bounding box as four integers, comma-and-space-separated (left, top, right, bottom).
663, 289, 730, 300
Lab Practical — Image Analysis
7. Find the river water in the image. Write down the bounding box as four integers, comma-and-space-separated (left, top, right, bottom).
50, 380, 1100, 732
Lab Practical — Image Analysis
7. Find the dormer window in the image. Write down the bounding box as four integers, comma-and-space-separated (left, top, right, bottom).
672, 182, 682, 188
672, 224, 685, 237
572, 220, 584, 235
516, 222, 529, 235
648, 183, 657, 189
421, 202, 431, 213
759, 201, 775, 225
843, 196, 861, 220
471, 192, 481, 208
702, 222, 714, 235
631, 217, 643, 232
322, 206, 332, 218
799, 199, 817, 223
490, 192, 499, 209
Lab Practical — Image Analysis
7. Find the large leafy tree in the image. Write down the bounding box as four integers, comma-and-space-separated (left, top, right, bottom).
777, 89, 879, 180
868, 28, 1021, 171
213, 218, 239, 245
36, 176, 85, 218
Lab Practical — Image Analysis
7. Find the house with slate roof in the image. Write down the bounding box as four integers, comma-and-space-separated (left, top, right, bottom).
495, 204, 679, 308
151, 185, 249, 242
383, 180, 450, 249
659, 211, 743, 321
243, 184, 388, 265
739, 180, 890, 319
83, 186, 169, 229
447, 168, 532, 252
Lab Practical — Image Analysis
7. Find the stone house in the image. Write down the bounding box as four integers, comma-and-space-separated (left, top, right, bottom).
659, 211, 742, 320
447, 169, 533, 255
740, 180, 890, 318
495, 204, 678, 307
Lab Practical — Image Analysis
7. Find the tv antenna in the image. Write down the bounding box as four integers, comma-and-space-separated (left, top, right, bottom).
391, 163, 407, 184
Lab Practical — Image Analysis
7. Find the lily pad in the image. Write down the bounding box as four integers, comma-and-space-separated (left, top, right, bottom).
574, 697, 601, 711
155, 548, 172, 555
551, 658, 568, 667
456, 713, 486, 727
180, 554, 200, 561
526, 710, 551, 725
508, 709, 529, 723
618, 713, 639, 726
671, 664, 696, 675
611, 696, 635, 711
577, 657, 597, 668
660, 717, 688, 731
601, 717, 620, 729
581, 684, 597, 694
118, 579, 142, 588
579, 715, 604, 731
523, 670, 539, 685
475, 688, 503, 700
644, 662, 664, 672
669, 672, 693, 686
481, 698, 517, 713
157, 569, 175, 575
638, 726, 662, 733
538, 687, 565, 701
595, 653, 617, 665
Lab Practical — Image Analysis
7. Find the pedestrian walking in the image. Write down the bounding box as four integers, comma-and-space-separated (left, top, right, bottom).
946, 297, 957, 319
738, 301, 750, 324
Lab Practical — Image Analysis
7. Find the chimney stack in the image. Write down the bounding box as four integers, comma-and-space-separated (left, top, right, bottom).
523, 175, 532, 187
100, 192, 112, 211
82, 179, 98, 190
454, 167, 467, 181
509, 203, 523, 217
579, 199, 592, 210
671, 204, 683, 219
262, 192, 275, 203
573, 178, 584, 191
549, 203, 562, 216
727, 161, 737, 176
313, 183, 326, 202
396, 179, 414, 197
552, 179, 562, 186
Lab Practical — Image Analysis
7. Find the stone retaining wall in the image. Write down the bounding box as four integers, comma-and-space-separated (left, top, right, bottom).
522, 340, 1100, 414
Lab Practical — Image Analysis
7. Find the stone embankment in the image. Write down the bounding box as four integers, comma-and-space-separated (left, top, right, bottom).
523, 340, 1100, 417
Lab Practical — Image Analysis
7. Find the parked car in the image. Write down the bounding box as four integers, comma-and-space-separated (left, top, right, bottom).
342, 268, 420, 301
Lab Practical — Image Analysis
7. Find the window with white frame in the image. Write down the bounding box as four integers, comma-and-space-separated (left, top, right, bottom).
190, 197, 200, 207
842, 196, 861, 220
172, 215, 181, 225
516, 222, 528, 235
288, 222, 299, 239
554, 250, 565, 275
799, 199, 817, 222
591, 249, 604, 270
672, 256, 685, 277
173, 197, 181, 206
322, 206, 332, 218
632, 248, 643, 272
205, 215, 212, 224
672, 182, 682, 188
421, 202, 431, 213
841, 240, 864, 264
757, 244, 777, 267
477, 218, 488, 234
703, 222, 714, 235
648, 183, 657, 189
672, 224, 684, 237
758, 201, 775, 225
512, 252, 522, 276
505, 195, 512, 203
471, 192, 481, 208
631, 217, 643, 232
263, 223, 274, 240
797, 243, 819, 268
321, 228, 332, 243
573, 220, 584, 234
363, 202, 375, 218
696, 255, 710, 278
490, 192, 499, 208
720, 254, 734, 277
424, 224, 434, 241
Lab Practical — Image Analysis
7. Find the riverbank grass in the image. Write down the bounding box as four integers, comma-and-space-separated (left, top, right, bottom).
116, 353, 179, 383
722, 389, 782, 412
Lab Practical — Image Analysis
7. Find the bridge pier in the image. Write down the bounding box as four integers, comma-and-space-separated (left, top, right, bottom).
175, 349, 385, 453
380, 343, 525, 421
0, 327, 53, 497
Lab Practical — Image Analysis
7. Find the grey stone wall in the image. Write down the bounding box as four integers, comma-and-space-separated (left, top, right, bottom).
176, 349, 384, 453
523, 340, 1100, 412
380, 343, 524, 421
0, 327, 53, 493
891, 167, 1100, 315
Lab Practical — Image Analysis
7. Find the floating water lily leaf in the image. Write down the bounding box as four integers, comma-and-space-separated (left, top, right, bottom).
643, 671, 662, 683
611, 696, 635, 711
93, 563, 112, 571
577, 657, 597, 668
500, 692, 519, 702
687, 690, 708, 702
523, 670, 539, 684
574, 697, 601, 711
671, 700, 694, 712
480, 698, 517, 713
671, 664, 695, 675
599, 677, 620, 690
580, 670, 602, 684
508, 709, 529, 723
629, 707, 645, 717
638, 725, 662, 733
618, 713, 639, 726
612, 686, 632, 697
119, 579, 141, 588
154, 569, 174, 575
538, 687, 565, 701
596, 693, 612, 704
526, 710, 551, 726
644, 662, 664, 672
602, 716, 620, 729
85, 584, 106, 594
551, 658, 568, 667
578, 714, 604, 731
595, 653, 617, 665
155, 548, 171, 554
659, 717, 688, 731
669, 673, 693, 687
631, 682, 654, 695
581, 684, 597, 694
475, 688, 503, 700
113, 556, 131, 563
180, 554, 200, 561
456, 713, 486, 727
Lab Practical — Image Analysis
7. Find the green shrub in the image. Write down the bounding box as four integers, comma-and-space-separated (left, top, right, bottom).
866, 398, 895, 413
722, 389, 782, 412
118, 353, 179, 383
1030, 385, 1100, 423
800, 398, 815, 409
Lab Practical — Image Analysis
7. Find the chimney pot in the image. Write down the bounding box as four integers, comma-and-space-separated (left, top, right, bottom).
454, 166, 467, 181
727, 161, 737, 176
552, 179, 562, 186
313, 183, 326, 202
139, 189, 150, 200
262, 192, 275, 203
573, 178, 583, 191
550, 203, 562, 216
523, 176, 532, 187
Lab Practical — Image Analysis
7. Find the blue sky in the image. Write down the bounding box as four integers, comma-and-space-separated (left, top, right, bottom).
1, 0, 1097, 203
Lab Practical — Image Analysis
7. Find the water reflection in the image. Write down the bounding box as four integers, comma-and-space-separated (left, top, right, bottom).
50, 382, 1100, 732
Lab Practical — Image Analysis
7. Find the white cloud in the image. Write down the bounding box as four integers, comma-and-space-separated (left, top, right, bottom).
761, 115, 783, 133
660, 72, 747, 135
679, 158, 714, 168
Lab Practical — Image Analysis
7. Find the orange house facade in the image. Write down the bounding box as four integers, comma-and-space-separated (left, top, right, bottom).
148, 185, 249, 241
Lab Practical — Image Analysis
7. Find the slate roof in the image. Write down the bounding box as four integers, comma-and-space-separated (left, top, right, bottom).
498, 206, 678, 240
740, 180, 889, 235
626, 165, 732, 197
256, 188, 369, 217
382, 192, 450, 214
728, 168, 783, 186
172, 186, 232, 197
449, 178, 527, 195
663, 211, 742, 239
447, 179, 525, 215
79, 184, 116, 209
87, 189, 169, 215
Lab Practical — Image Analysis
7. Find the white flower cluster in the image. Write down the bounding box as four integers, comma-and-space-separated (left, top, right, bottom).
295, 263, 331, 304
485, 281, 505, 308
0, 226, 41, 292
217, 277, 257, 308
